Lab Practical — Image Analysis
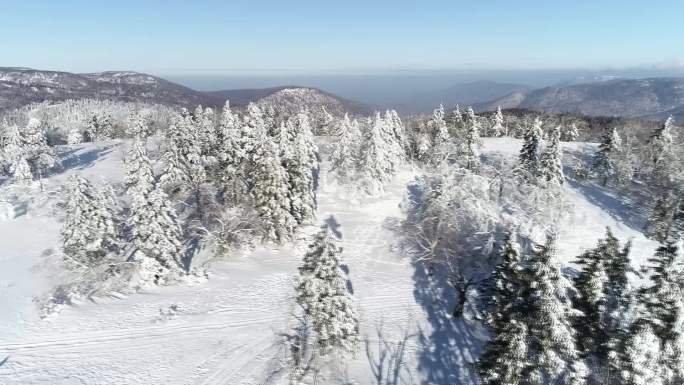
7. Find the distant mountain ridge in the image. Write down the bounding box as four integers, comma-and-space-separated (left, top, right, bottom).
394, 80, 531, 113
0, 67, 370, 115
477, 77, 684, 121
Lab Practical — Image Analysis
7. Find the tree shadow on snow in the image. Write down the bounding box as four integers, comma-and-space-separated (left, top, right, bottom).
411, 261, 484, 385
58, 144, 116, 173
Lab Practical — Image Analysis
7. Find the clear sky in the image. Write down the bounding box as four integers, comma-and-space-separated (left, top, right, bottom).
1, 0, 683, 74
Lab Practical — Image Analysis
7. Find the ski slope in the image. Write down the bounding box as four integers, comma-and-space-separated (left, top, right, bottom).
0, 138, 658, 385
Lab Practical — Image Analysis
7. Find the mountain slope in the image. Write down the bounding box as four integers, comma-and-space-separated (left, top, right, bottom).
480, 78, 684, 120
0, 68, 371, 115
0, 68, 225, 111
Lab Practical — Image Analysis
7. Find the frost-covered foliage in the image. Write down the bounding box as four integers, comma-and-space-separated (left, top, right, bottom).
61, 175, 120, 268
540, 125, 564, 185
3, 98, 176, 143
402, 154, 571, 320
295, 222, 359, 354
0, 118, 57, 180
126, 138, 185, 283
517, 117, 544, 182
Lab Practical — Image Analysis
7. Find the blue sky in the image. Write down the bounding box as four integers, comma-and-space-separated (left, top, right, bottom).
1, 0, 683, 74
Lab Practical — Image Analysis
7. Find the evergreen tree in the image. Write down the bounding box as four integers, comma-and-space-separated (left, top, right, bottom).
636, 241, 684, 383
622, 325, 667, 385
491, 106, 505, 137
540, 125, 564, 185
430, 104, 451, 163
648, 116, 676, 183
359, 115, 393, 194
11, 155, 33, 183
564, 123, 580, 142
593, 128, 621, 186
250, 135, 296, 242
573, 229, 634, 383
477, 234, 529, 385
61, 175, 119, 267
461, 107, 481, 171
22, 118, 56, 178
521, 237, 585, 385
295, 222, 359, 354
285, 114, 318, 225
645, 188, 682, 242
66, 125, 82, 145
517, 117, 544, 182
330, 114, 361, 179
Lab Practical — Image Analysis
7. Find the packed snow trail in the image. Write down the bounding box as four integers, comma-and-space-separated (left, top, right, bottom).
0, 138, 658, 384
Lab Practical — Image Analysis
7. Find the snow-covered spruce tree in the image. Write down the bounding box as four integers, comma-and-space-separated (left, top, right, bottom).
329, 113, 361, 179
66, 124, 83, 145
359, 114, 393, 194
517, 117, 544, 182
632, 241, 684, 383
215, 100, 247, 203
1, 122, 23, 175
22, 118, 56, 178
645, 188, 682, 242
62, 175, 120, 268
387, 109, 408, 156
491, 106, 505, 137
460, 106, 481, 171
572, 228, 634, 383
430, 104, 451, 163
250, 134, 296, 242
540, 125, 564, 186
126, 139, 184, 283
295, 222, 359, 355
11, 156, 33, 183
127, 111, 152, 138
647, 116, 676, 184
476, 234, 529, 385
284, 113, 318, 225
593, 127, 621, 186
622, 325, 667, 385
521, 237, 585, 385
563, 123, 580, 142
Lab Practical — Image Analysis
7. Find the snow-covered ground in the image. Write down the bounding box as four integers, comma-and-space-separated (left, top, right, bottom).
0, 138, 658, 384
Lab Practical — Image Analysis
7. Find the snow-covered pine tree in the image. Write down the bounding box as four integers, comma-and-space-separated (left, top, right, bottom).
285, 114, 318, 225
387, 109, 408, 156
1, 122, 23, 175
11, 156, 33, 183
622, 325, 667, 385
126, 140, 184, 283
491, 106, 505, 137
250, 134, 296, 242
460, 107, 481, 171
593, 127, 621, 186
540, 125, 564, 186
22, 118, 56, 178
66, 124, 83, 145
635, 241, 684, 383
476, 233, 529, 385
521, 236, 585, 385
359, 114, 393, 194
572, 228, 634, 383
564, 123, 580, 142
648, 116, 676, 184
430, 104, 451, 162
127, 111, 152, 138
329, 113, 361, 179
517, 117, 544, 182
129, 182, 186, 283
125, 138, 155, 197
62, 175, 119, 268
215, 100, 247, 202
645, 188, 682, 242
295, 222, 359, 354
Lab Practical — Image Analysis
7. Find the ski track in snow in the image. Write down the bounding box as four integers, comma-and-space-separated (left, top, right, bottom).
0, 138, 659, 384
